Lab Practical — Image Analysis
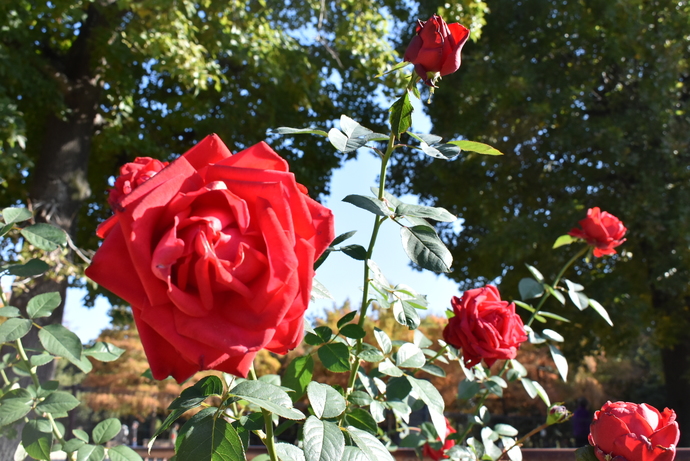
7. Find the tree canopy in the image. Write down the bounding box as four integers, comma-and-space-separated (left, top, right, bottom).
391, 0, 690, 443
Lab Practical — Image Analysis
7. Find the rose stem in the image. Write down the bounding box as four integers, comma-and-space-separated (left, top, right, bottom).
249, 365, 278, 461
526, 245, 588, 327
345, 130, 397, 396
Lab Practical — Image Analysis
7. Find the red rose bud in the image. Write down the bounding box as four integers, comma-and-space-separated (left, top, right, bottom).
589, 401, 679, 461
404, 14, 470, 86
108, 157, 169, 210
547, 404, 571, 425
87, 135, 335, 382
422, 418, 456, 461
442, 285, 527, 368
568, 207, 627, 257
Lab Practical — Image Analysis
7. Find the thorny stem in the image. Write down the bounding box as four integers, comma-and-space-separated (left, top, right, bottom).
346, 131, 396, 395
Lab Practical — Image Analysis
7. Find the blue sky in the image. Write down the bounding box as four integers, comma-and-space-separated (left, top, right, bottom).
62, 95, 462, 342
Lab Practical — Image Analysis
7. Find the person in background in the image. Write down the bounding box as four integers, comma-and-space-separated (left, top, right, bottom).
572, 398, 592, 447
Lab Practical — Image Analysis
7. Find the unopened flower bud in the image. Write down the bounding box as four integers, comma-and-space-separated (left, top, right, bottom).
547, 403, 571, 425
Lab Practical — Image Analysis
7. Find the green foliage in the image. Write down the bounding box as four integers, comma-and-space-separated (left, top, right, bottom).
0, 210, 140, 460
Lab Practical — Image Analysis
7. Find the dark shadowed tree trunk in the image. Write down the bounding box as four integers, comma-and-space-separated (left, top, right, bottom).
0, 4, 105, 458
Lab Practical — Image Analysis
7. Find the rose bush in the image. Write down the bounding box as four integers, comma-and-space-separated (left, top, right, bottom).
403, 14, 470, 86
423, 419, 457, 461
568, 207, 627, 257
86, 134, 334, 382
442, 285, 527, 367
589, 401, 680, 461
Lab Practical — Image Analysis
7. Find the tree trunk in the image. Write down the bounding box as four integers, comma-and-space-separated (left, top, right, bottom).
0, 4, 104, 458
660, 333, 690, 446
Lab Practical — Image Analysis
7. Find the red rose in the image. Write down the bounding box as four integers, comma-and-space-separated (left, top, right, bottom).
442, 285, 527, 368
568, 207, 627, 257
86, 135, 334, 382
108, 157, 169, 210
422, 418, 456, 460
403, 14, 470, 86
589, 401, 679, 461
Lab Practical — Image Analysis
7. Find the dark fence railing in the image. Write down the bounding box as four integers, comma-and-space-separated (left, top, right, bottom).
126, 447, 690, 461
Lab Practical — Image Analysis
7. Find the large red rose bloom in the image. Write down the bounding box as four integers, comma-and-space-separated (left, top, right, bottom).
87, 135, 334, 382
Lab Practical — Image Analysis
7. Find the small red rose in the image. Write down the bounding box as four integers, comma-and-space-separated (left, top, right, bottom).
87, 135, 334, 382
108, 157, 169, 210
442, 285, 527, 368
423, 418, 456, 460
403, 14, 470, 86
568, 207, 627, 257
589, 401, 679, 461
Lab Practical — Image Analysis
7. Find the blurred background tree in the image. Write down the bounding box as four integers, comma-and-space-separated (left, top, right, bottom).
390, 0, 690, 444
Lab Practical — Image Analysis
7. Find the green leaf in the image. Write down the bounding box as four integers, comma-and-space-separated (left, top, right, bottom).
341, 446, 369, 461
317, 343, 350, 373
389, 91, 413, 137
336, 311, 357, 329
344, 408, 379, 434
30, 354, 55, 368
22, 420, 52, 460
3, 258, 50, 277
373, 328, 392, 355
36, 391, 80, 414
0, 318, 32, 343
575, 446, 599, 461
108, 445, 144, 461
359, 348, 385, 363
231, 380, 305, 420
346, 426, 395, 461
510, 360, 528, 378
518, 278, 544, 300
525, 264, 544, 282
92, 418, 121, 444
27, 292, 61, 319
400, 226, 453, 273
532, 380, 551, 406
3, 207, 32, 225
282, 355, 314, 402
38, 324, 89, 372
494, 424, 518, 437
327, 128, 349, 152
0, 389, 33, 426
410, 133, 443, 145
553, 234, 577, 249
83, 342, 126, 362
169, 376, 224, 411
395, 343, 425, 369
347, 391, 373, 407
395, 203, 455, 222
419, 142, 461, 160
306, 382, 346, 419
342, 195, 392, 217
275, 443, 306, 461
20, 223, 66, 251
331, 230, 357, 246
73, 429, 89, 443
421, 363, 446, 378
176, 413, 245, 461
548, 344, 568, 381
339, 324, 366, 340
545, 285, 566, 305
392, 299, 422, 330
446, 140, 504, 156
542, 329, 564, 342
272, 127, 329, 137
63, 438, 86, 453
407, 376, 446, 443
485, 380, 504, 397
310, 279, 333, 300
76, 444, 105, 461
303, 416, 344, 461
589, 298, 614, 326
378, 359, 403, 377
340, 244, 367, 261
538, 311, 571, 323
340, 115, 371, 138
0, 306, 20, 317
